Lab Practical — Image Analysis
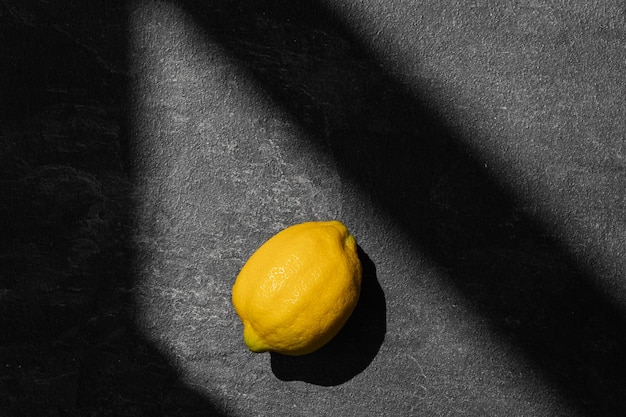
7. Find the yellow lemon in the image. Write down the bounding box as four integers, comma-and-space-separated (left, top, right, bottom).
232, 220, 362, 356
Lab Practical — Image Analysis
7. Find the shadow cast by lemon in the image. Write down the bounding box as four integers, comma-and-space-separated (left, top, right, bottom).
270, 247, 386, 386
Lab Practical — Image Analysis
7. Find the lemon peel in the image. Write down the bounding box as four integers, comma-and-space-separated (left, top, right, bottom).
232, 220, 362, 356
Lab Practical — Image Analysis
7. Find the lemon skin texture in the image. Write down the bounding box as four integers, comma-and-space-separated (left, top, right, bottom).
232, 220, 362, 356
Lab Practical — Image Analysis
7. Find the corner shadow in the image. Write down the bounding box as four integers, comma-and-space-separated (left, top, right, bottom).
0, 3, 228, 416
271, 247, 385, 386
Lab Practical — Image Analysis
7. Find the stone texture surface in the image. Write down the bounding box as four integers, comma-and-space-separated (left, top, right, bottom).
1, 0, 625, 416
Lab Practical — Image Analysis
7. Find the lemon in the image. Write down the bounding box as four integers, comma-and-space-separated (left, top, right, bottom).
232, 220, 362, 356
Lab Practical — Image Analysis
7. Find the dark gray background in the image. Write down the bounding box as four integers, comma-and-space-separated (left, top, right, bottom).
1, 0, 625, 416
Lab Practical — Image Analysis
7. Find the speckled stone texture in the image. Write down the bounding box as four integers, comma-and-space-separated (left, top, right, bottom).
2, 0, 625, 416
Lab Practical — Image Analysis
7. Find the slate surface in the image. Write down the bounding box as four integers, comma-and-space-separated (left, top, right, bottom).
1, 0, 625, 416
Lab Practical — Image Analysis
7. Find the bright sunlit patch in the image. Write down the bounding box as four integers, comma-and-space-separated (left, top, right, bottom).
125, 1, 620, 415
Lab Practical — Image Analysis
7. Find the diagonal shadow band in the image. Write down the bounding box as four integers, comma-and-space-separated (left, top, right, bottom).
170, 0, 626, 414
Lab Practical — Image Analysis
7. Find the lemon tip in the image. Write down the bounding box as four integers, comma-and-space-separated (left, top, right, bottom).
243, 323, 269, 353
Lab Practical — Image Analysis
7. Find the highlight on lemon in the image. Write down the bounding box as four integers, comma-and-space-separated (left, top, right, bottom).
231, 220, 362, 356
